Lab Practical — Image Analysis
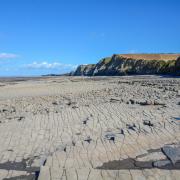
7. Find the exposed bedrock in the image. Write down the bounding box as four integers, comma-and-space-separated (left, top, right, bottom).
73, 54, 180, 76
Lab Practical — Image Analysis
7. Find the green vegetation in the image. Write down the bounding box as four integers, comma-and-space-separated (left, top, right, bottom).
101, 57, 112, 65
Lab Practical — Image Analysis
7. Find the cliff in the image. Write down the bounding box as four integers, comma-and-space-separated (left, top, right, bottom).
73, 64, 96, 76
73, 54, 180, 76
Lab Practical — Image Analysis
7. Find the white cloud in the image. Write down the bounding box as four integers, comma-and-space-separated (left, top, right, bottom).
0, 53, 18, 59
25, 61, 77, 70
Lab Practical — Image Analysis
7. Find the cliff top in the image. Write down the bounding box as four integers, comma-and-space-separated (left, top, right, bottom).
116, 54, 180, 61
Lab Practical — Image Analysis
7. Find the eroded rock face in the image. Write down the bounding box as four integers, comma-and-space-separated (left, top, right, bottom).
73, 64, 96, 76
175, 57, 180, 75
73, 54, 180, 76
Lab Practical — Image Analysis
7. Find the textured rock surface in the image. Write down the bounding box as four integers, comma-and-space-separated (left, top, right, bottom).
73, 64, 96, 76
0, 76, 179, 179
73, 54, 180, 76
175, 57, 180, 75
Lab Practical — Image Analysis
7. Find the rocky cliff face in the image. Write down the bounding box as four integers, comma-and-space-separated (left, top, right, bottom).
73, 64, 96, 76
73, 54, 180, 76
175, 57, 180, 75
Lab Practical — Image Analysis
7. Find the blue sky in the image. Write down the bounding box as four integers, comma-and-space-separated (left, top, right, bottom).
0, 0, 179, 76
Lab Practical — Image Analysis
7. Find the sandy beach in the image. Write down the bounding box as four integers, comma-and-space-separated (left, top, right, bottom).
0, 76, 179, 179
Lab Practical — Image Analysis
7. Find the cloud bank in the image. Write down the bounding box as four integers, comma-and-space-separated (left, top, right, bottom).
25, 61, 77, 70
0, 53, 18, 59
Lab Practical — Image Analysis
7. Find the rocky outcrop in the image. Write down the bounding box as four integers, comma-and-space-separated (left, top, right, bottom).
175, 57, 180, 75
73, 54, 180, 76
73, 64, 96, 76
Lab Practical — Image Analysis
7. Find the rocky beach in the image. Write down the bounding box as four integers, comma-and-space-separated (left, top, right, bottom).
0, 76, 179, 179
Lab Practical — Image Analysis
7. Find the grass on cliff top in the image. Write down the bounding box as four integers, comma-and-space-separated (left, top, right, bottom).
101, 57, 112, 65
117, 54, 180, 61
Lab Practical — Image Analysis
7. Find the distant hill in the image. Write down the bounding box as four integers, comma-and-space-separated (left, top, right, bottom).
73, 54, 180, 76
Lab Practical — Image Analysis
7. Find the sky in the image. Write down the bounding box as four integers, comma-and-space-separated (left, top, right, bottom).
0, 0, 180, 76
